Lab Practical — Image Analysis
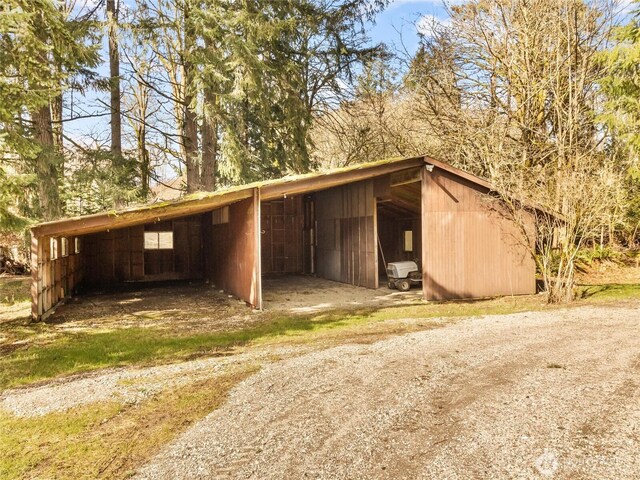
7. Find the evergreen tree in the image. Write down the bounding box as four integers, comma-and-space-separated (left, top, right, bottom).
0, 0, 99, 222
599, 1, 640, 245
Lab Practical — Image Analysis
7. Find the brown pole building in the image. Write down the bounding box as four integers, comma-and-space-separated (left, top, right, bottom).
30, 156, 536, 320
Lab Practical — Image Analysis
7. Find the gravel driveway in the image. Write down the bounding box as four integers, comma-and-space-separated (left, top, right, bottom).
135, 303, 640, 479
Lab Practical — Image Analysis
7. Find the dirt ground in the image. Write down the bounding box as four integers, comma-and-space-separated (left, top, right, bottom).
133, 303, 640, 480
43, 281, 257, 333
15, 275, 421, 331
263, 274, 423, 312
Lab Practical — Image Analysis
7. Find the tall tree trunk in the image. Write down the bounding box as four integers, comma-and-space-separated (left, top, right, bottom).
137, 123, 150, 198
183, 1, 199, 193
30, 10, 61, 221
32, 105, 61, 220
183, 89, 199, 193
107, 0, 122, 156
201, 88, 218, 191
51, 94, 63, 152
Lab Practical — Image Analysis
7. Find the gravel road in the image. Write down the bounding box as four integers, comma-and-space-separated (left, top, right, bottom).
135, 303, 640, 479
0, 346, 308, 417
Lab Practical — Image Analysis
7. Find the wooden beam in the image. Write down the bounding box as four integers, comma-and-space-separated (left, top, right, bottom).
390, 167, 421, 187
253, 188, 262, 309
424, 156, 492, 190
31, 235, 40, 320
379, 193, 421, 215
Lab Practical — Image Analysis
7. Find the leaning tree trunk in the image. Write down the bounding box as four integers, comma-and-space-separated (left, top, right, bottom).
137, 123, 150, 198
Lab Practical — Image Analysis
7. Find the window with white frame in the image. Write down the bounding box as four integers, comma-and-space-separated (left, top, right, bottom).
50, 237, 58, 260
61, 237, 69, 257
74, 237, 81, 254
144, 231, 174, 250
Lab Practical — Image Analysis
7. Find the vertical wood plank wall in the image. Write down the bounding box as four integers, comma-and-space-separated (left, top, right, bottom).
82, 215, 204, 286
315, 179, 378, 289
31, 235, 84, 320
261, 196, 303, 274
421, 167, 536, 300
209, 191, 262, 308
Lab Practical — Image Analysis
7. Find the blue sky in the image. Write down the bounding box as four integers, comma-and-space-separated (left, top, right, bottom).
369, 0, 450, 53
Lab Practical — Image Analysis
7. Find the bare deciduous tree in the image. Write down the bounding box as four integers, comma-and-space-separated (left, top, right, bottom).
406, 0, 626, 302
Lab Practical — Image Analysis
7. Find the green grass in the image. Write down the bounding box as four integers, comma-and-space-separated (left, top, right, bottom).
0, 278, 30, 306
577, 283, 640, 301
1, 281, 638, 391
0, 296, 546, 390
0, 368, 256, 480
0, 279, 638, 479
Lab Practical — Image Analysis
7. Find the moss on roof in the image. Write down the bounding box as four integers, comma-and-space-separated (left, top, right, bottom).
32, 155, 419, 231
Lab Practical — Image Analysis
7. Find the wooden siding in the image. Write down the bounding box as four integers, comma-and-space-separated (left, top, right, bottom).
82, 215, 204, 287
31, 235, 84, 319
315, 180, 377, 289
208, 191, 261, 308
421, 167, 536, 300
261, 196, 303, 274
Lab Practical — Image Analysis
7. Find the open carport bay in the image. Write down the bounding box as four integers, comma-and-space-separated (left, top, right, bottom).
47, 274, 424, 330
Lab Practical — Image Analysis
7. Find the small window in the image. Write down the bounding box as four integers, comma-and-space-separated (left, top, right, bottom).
50, 237, 58, 260
144, 231, 173, 250
61, 237, 69, 257
403, 230, 413, 252
74, 237, 81, 254
212, 206, 229, 225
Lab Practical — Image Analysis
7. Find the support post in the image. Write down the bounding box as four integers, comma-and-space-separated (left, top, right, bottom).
30, 234, 42, 320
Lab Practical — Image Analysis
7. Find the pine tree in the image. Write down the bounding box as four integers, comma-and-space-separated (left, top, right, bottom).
0, 0, 100, 221
599, 1, 640, 246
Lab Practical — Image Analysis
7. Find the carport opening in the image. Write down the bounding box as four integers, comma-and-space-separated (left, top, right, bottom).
78, 214, 206, 293
75, 196, 260, 309
376, 179, 422, 291
260, 170, 424, 308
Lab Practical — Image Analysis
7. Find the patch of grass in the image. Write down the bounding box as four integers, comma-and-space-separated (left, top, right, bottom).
0, 367, 256, 480
0, 295, 549, 390
0, 278, 30, 306
1, 279, 638, 390
577, 283, 640, 301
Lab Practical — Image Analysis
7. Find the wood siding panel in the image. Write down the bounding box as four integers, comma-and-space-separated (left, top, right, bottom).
421, 168, 536, 300
209, 191, 261, 308
315, 179, 377, 288
31, 234, 85, 320
260, 196, 303, 274
82, 215, 204, 287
